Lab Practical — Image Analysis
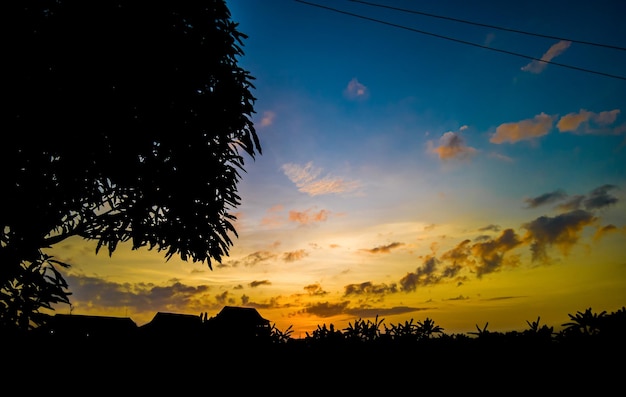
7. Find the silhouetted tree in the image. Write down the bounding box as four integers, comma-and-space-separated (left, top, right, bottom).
1, 0, 260, 332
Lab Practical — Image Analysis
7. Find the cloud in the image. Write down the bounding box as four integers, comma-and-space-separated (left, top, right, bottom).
478, 224, 501, 232
427, 131, 477, 160
593, 224, 619, 241
260, 111, 276, 127
344, 78, 369, 100
282, 249, 309, 262
557, 109, 624, 135
521, 40, 571, 74
282, 162, 361, 196
249, 280, 271, 288
227, 251, 276, 267
304, 283, 328, 296
344, 281, 398, 296
490, 113, 555, 144
399, 256, 444, 291
470, 229, 523, 277
583, 184, 619, 210
289, 208, 331, 224
345, 306, 428, 319
361, 242, 404, 254
524, 189, 567, 208
301, 301, 351, 318
61, 274, 217, 322
522, 209, 597, 263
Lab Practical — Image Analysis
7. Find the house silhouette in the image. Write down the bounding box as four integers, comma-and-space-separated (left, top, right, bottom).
139, 311, 203, 339
205, 306, 271, 340
39, 313, 137, 341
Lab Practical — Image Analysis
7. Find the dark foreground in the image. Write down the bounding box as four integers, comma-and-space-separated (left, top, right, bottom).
5, 333, 623, 394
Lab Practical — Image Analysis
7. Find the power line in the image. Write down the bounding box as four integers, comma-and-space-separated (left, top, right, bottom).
350, 0, 626, 52
294, 0, 626, 81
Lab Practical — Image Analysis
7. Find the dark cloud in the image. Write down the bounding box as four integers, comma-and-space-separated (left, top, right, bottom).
471, 228, 524, 277
584, 184, 619, 210
478, 224, 501, 232
304, 283, 328, 296
524, 189, 567, 208
557, 195, 585, 211
522, 209, 597, 263
362, 242, 404, 254
344, 281, 398, 296
480, 296, 526, 301
249, 280, 271, 288
302, 301, 350, 317
345, 306, 429, 319
215, 290, 231, 305
399, 256, 442, 291
64, 274, 212, 314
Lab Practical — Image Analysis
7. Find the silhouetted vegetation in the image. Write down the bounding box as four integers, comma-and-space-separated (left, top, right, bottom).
5, 306, 624, 391
2, 0, 260, 333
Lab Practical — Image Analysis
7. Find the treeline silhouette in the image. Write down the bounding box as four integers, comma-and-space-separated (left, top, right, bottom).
7, 306, 625, 391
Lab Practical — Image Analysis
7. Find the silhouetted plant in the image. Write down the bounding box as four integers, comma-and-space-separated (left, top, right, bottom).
561, 307, 607, 337
343, 316, 384, 343
384, 319, 417, 342
416, 317, 444, 339
270, 323, 293, 344
469, 322, 490, 338
306, 323, 344, 344
522, 316, 554, 342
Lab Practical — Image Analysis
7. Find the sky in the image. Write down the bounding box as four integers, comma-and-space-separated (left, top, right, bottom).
47, 0, 626, 338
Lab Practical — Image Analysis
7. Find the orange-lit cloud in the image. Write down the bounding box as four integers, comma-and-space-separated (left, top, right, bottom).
281, 162, 361, 196
289, 208, 330, 224
227, 251, 276, 267
261, 204, 285, 227
593, 224, 619, 241
260, 111, 276, 127
557, 109, 624, 135
282, 249, 308, 262
490, 113, 555, 144
521, 40, 571, 74
428, 129, 477, 160
344, 77, 369, 100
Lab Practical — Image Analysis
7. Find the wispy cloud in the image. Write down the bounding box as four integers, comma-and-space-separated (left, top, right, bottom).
524, 189, 567, 208
282, 162, 361, 196
289, 208, 331, 224
490, 113, 555, 144
528, 185, 619, 212
361, 242, 404, 254
344, 77, 369, 100
521, 40, 571, 74
260, 111, 276, 127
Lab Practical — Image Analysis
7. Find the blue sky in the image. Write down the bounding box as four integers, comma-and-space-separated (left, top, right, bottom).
51, 0, 626, 336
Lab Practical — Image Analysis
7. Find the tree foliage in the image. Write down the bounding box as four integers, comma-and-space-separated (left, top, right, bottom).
1, 0, 260, 331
